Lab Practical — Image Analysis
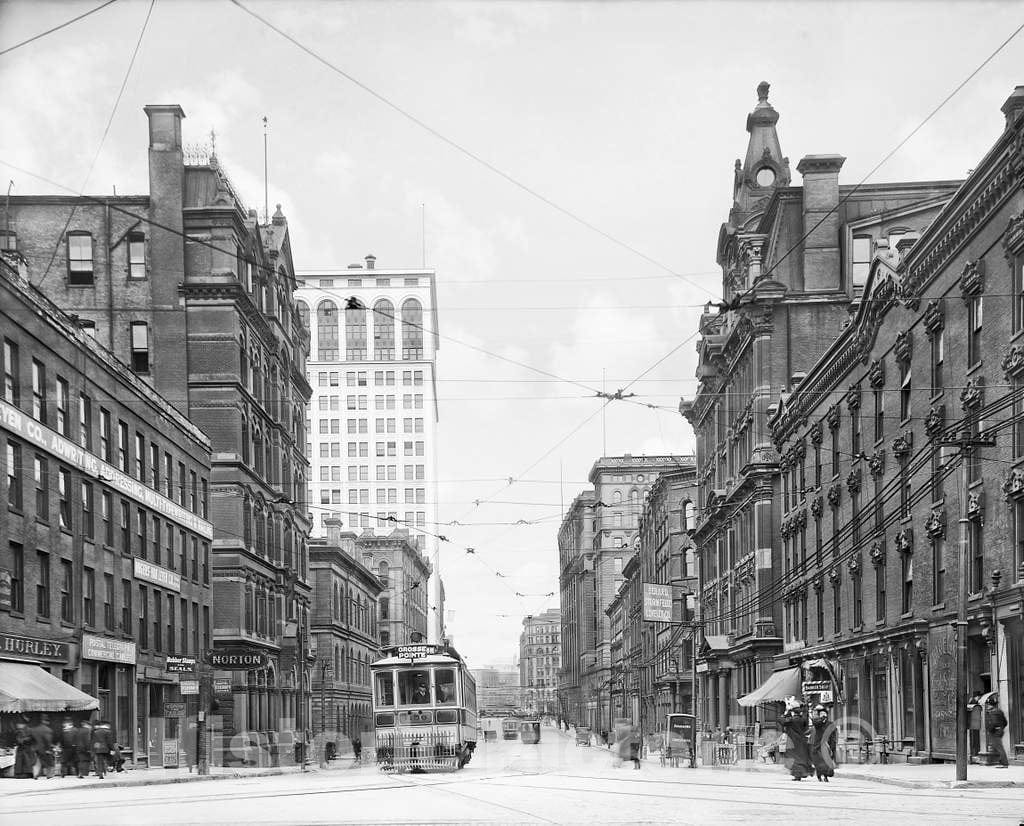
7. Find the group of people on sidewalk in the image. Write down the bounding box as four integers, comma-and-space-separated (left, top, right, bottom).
778, 698, 838, 783
11, 715, 124, 780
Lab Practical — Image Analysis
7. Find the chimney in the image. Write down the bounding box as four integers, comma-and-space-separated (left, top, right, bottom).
796, 154, 846, 291
324, 516, 343, 546
365, 254, 376, 270
1001, 85, 1024, 129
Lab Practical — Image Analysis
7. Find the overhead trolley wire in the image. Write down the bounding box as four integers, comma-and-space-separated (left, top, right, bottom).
0, 0, 120, 58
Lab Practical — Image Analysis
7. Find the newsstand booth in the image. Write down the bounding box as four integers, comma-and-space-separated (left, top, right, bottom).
0, 660, 99, 776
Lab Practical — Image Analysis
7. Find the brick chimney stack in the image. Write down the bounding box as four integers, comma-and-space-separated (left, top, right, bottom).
796, 154, 846, 291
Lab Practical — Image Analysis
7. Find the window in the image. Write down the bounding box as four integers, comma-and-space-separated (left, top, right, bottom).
1, 339, 17, 405
67, 232, 94, 284
57, 558, 74, 622
81, 482, 94, 539
31, 359, 46, 423
134, 433, 145, 480
34, 455, 48, 520
130, 322, 150, 373
164, 453, 173, 498
373, 299, 395, 359
8, 542, 23, 613
0, 230, 15, 251
901, 553, 913, 615
401, 299, 424, 359
53, 376, 69, 436
83, 567, 95, 626
57, 468, 71, 530
6, 440, 21, 511
831, 426, 840, 479
931, 329, 944, 395
1015, 253, 1024, 334
1015, 500, 1024, 586
120, 501, 130, 552
138, 585, 149, 648
167, 595, 175, 654
899, 362, 911, 422
317, 300, 339, 360
153, 589, 162, 651
101, 490, 112, 545
969, 518, 984, 594
346, 304, 367, 360
832, 576, 841, 634
967, 295, 983, 367
873, 389, 884, 443
875, 556, 886, 623
35, 552, 52, 619
117, 421, 128, 472
104, 573, 115, 630
122, 579, 132, 634
78, 394, 92, 450
815, 586, 823, 640
100, 409, 111, 461
128, 233, 146, 279
851, 234, 872, 289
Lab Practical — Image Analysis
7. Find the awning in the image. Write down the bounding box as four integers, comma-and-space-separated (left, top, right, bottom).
737, 666, 803, 707
0, 661, 99, 714
702, 635, 731, 652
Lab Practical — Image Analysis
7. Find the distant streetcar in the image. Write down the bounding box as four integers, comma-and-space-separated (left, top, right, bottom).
502, 719, 519, 740
371, 643, 478, 772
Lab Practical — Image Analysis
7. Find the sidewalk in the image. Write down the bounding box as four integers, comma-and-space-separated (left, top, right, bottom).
0, 757, 361, 796
730, 758, 1024, 789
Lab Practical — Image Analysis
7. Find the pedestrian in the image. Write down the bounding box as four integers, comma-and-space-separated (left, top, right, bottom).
30, 715, 55, 779
352, 736, 362, 763
985, 694, 1009, 768
808, 704, 837, 782
91, 720, 114, 779
13, 719, 37, 779
59, 719, 76, 777
780, 696, 812, 781
628, 728, 642, 770
111, 741, 125, 773
73, 719, 93, 778
600, 730, 609, 748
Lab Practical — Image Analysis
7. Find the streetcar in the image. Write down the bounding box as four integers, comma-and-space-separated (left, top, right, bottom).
520, 720, 541, 744
502, 718, 519, 740
371, 643, 478, 772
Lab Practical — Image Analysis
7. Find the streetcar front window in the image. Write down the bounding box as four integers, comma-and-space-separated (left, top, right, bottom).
376, 671, 395, 707
434, 668, 456, 705
398, 669, 431, 704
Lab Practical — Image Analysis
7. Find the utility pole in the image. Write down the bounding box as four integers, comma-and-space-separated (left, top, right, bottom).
938, 429, 995, 782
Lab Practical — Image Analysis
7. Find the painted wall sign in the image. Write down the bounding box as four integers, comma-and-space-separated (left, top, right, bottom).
134, 558, 182, 593
82, 633, 136, 665
642, 583, 674, 623
928, 624, 957, 755
0, 632, 69, 662
0, 398, 212, 539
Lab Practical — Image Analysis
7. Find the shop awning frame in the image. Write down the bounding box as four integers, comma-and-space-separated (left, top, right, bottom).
736, 666, 803, 707
0, 661, 99, 714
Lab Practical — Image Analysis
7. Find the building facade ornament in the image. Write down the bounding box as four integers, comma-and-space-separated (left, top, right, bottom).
828, 568, 841, 586
892, 430, 914, 456
1001, 344, 1024, 379
867, 450, 885, 478
827, 483, 841, 507
924, 405, 945, 441
846, 468, 863, 496
895, 527, 914, 555
1003, 468, 1024, 499
867, 359, 885, 389
967, 490, 984, 521
848, 555, 862, 576
810, 495, 824, 520
869, 541, 886, 567
895, 330, 912, 364
813, 576, 824, 593
825, 404, 840, 431
923, 299, 945, 337
925, 509, 946, 539
960, 377, 984, 411
846, 384, 862, 413
960, 258, 985, 298
809, 420, 824, 445
1006, 210, 1024, 255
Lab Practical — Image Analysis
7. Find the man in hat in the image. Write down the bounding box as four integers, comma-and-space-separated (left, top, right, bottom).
91, 720, 115, 779
985, 695, 1009, 768
30, 716, 54, 779
411, 679, 429, 704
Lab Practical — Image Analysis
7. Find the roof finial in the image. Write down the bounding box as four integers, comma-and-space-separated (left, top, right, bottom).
209, 127, 217, 160
757, 81, 770, 103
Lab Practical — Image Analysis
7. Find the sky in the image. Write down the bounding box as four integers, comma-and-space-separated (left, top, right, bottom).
1, 0, 1022, 668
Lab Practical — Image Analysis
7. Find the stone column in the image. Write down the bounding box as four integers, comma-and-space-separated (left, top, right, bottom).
718, 670, 730, 730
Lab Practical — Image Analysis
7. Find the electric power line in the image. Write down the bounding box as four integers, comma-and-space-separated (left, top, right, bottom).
0, 0, 120, 58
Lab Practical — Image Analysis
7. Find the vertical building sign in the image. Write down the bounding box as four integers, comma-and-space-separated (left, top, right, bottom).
928, 625, 957, 756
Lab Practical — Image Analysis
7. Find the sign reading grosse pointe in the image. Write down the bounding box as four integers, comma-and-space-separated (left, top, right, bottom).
207, 649, 269, 670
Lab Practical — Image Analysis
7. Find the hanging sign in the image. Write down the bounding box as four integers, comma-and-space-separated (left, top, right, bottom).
207, 649, 269, 670
179, 680, 200, 696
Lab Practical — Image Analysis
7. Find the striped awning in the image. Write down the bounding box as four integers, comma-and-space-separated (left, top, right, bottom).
736, 666, 803, 707
0, 661, 99, 714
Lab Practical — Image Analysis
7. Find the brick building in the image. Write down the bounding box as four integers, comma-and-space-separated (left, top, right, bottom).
309, 520, 383, 740
681, 82, 961, 735
0, 252, 213, 763
355, 528, 431, 649
3, 105, 314, 747
767, 87, 1024, 764
557, 454, 693, 732
607, 468, 699, 736
518, 608, 561, 717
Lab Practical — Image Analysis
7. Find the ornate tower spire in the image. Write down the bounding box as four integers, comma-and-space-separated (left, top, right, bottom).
732, 81, 791, 221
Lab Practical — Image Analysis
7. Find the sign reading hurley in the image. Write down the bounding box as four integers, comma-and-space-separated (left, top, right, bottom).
134, 558, 181, 592
0, 632, 69, 662
0, 398, 212, 539
82, 634, 136, 665
642, 583, 675, 623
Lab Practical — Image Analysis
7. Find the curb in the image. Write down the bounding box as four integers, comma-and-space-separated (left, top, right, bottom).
732, 761, 1021, 790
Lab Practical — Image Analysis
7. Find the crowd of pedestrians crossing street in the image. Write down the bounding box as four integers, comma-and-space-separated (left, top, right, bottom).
11, 715, 124, 780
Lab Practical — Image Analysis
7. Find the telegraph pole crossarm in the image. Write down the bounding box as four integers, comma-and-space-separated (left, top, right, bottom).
937, 429, 996, 782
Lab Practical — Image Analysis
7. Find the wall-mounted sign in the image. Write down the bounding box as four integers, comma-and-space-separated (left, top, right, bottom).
82, 634, 136, 665
164, 702, 186, 717
207, 649, 269, 670
802, 680, 831, 694
134, 558, 181, 592
213, 678, 232, 694
0, 632, 69, 662
642, 583, 674, 623
179, 680, 199, 695
166, 656, 196, 674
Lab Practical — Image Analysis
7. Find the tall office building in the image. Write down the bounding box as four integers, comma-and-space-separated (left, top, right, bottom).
296, 261, 441, 639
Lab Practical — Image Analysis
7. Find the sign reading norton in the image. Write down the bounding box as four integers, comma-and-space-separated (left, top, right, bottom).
207, 649, 269, 670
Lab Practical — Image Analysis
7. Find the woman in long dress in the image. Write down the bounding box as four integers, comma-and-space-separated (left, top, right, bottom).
780, 699, 812, 781
808, 705, 838, 781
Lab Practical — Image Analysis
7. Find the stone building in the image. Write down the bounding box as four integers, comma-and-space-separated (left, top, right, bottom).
3, 105, 313, 747
309, 520, 383, 740
607, 468, 699, 736
681, 82, 961, 734
355, 528, 431, 649
0, 252, 213, 764
767, 87, 1024, 763
557, 454, 694, 732
519, 608, 561, 717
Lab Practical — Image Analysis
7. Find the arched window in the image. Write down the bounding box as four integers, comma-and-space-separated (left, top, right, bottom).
296, 300, 309, 335
317, 300, 338, 360
683, 500, 696, 533
346, 303, 367, 360
334, 644, 339, 678
401, 299, 423, 359
373, 300, 395, 360
378, 561, 389, 586
612, 490, 622, 505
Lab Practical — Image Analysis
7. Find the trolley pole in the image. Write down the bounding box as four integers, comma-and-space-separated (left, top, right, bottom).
938, 430, 995, 783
